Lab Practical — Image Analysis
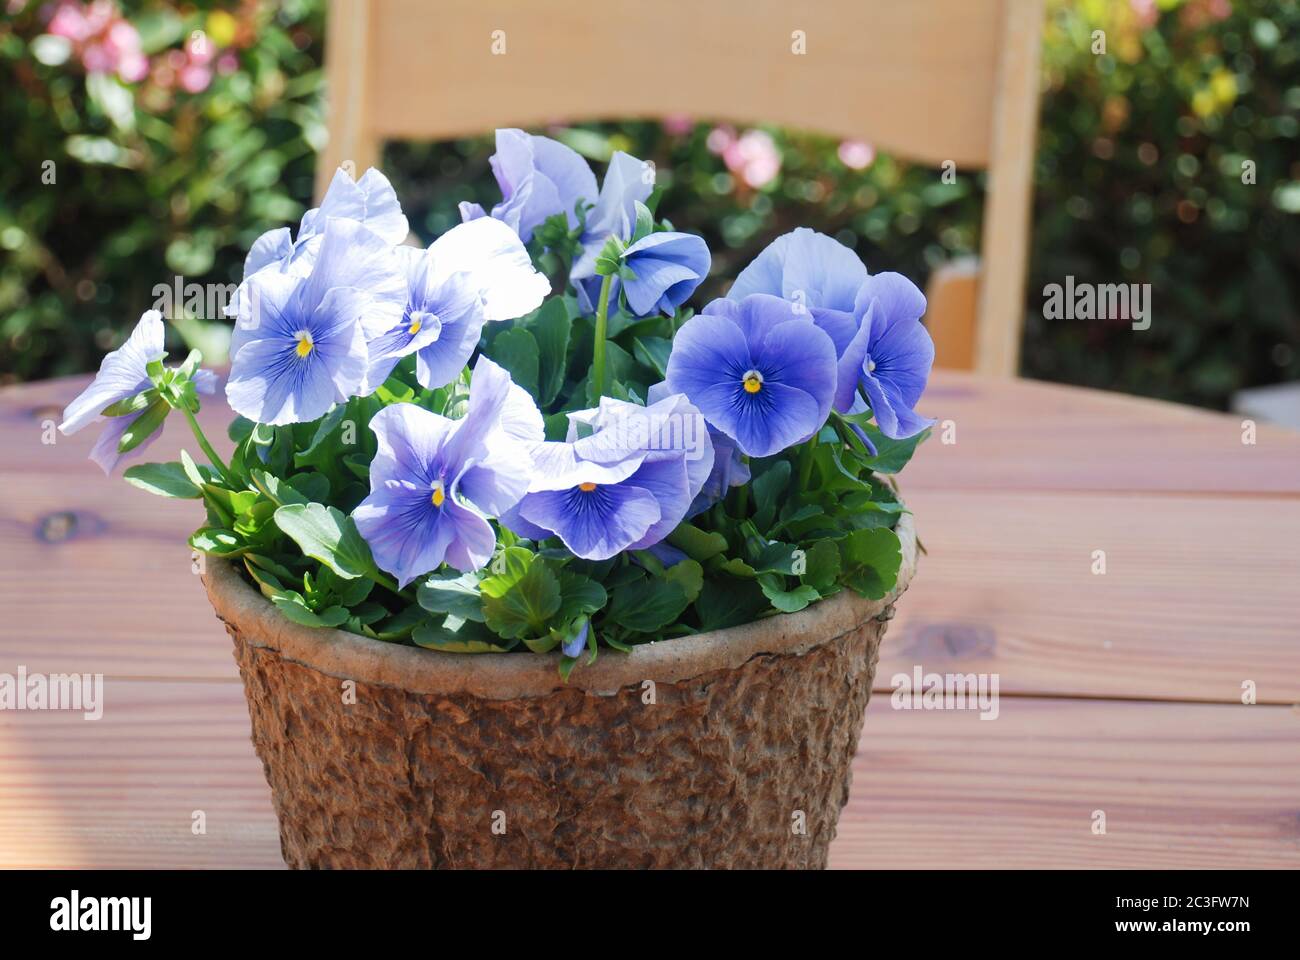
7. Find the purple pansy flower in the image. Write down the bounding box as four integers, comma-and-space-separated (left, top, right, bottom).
728, 226, 867, 313
458, 129, 597, 243
729, 228, 935, 440
619, 232, 711, 317
665, 294, 837, 458
364, 216, 550, 392
501, 393, 714, 561
568, 151, 709, 316
353, 357, 543, 586
832, 272, 935, 439
569, 151, 653, 312
647, 381, 749, 515
226, 219, 406, 425
59, 310, 217, 474
229, 166, 409, 333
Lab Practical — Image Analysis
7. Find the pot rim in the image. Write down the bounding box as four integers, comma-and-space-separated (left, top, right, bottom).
203, 513, 916, 700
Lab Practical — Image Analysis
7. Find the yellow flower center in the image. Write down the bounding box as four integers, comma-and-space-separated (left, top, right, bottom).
578, 482, 598, 492
742, 370, 764, 394
294, 331, 315, 358
408, 318, 422, 335
430, 482, 445, 507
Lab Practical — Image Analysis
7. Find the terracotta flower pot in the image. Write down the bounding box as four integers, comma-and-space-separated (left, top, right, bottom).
202, 514, 917, 869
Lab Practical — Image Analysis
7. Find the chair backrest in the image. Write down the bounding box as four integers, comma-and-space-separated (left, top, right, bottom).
318, 0, 1044, 376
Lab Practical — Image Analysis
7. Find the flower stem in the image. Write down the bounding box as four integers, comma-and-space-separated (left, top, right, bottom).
181, 404, 233, 485
592, 274, 614, 399
797, 439, 816, 491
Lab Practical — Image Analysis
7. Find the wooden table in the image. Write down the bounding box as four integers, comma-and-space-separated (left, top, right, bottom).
2, 370, 1298, 869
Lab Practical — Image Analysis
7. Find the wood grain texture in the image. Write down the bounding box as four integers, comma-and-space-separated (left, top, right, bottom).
0, 681, 281, 869
831, 697, 1300, 869
358, 0, 1006, 167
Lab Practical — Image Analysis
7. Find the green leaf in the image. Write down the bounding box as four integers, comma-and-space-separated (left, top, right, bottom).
250, 469, 308, 507
556, 570, 608, 621
273, 503, 376, 580
414, 616, 511, 652
663, 558, 704, 603
189, 527, 249, 557
840, 527, 903, 599
271, 592, 347, 629
667, 522, 729, 562
531, 298, 572, 406
758, 574, 821, 614
101, 389, 157, 417
123, 462, 202, 499
482, 557, 561, 639
632, 336, 672, 379
607, 577, 689, 634
418, 571, 486, 622
486, 327, 540, 397
751, 460, 791, 530
694, 578, 769, 631
115, 399, 169, 454
800, 540, 841, 591
854, 423, 930, 474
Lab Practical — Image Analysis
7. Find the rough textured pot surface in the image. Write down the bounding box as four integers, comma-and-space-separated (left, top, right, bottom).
203, 514, 917, 869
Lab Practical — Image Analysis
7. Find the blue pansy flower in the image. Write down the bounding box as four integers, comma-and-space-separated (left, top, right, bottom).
353, 357, 543, 585
647, 380, 749, 516
832, 272, 935, 439
226, 218, 406, 425
665, 294, 837, 458
229, 166, 409, 334
568, 152, 709, 316
501, 393, 714, 561
618, 231, 711, 317
364, 216, 550, 392
59, 310, 217, 474
458, 129, 597, 243
568, 151, 651, 312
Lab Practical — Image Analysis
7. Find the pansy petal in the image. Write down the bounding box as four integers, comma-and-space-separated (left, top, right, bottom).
367, 402, 455, 485
60, 310, 164, 435
439, 499, 498, 573
424, 217, 549, 321
624, 456, 693, 550
728, 227, 866, 313
518, 483, 660, 561
870, 316, 934, 409
353, 479, 453, 588
87, 408, 163, 476
664, 312, 752, 398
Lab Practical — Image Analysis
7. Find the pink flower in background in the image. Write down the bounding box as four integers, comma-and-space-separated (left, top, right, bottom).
706, 125, 736, 155
179, 62, 212, 94
661, 114, 694, 137
44, 0, 147, 83
1129, 0, 1159, 29
723, 129, 782, 189
837, 140, 875, 170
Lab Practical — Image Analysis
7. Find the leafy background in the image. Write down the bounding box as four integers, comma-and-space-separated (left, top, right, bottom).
2, 0, 1297, 410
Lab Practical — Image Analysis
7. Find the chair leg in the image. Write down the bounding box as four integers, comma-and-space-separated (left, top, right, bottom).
925, 258, 980, 371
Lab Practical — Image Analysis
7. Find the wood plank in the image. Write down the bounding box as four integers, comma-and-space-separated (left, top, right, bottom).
974, 0, 1045, 377
3, 682, 1294, 869
831, 696, 1300, 869
905, 372, 1300, 494
363, 0, 1005, 167
883, 489, 1300, 703
0, 681, 281, 869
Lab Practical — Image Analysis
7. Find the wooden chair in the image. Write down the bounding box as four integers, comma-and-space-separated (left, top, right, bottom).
318, 0, 1044, 377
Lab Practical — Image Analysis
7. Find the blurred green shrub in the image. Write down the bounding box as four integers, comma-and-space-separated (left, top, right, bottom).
0, 0, 324, 383
4, 0, 1296, 409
